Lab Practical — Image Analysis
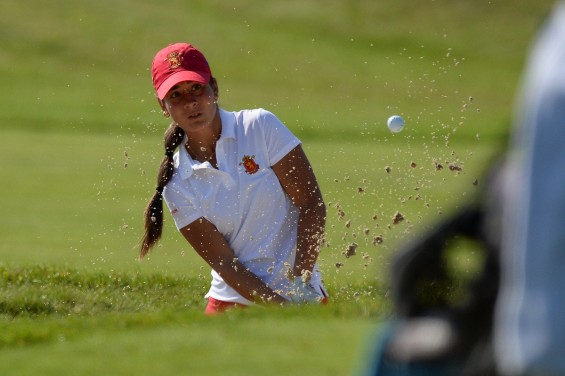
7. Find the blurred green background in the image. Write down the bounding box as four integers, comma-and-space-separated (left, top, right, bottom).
0, 0, 555, 375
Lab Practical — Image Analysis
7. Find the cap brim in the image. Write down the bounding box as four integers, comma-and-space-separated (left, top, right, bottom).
156, 71, 210, 100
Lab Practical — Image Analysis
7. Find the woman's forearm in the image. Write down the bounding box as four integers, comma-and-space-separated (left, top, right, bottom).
181, 219, 287, 305
214, 257, 288, 304
293, 201, 326, 277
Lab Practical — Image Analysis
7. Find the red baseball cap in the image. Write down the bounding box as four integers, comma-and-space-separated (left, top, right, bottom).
151, 43, 212, 100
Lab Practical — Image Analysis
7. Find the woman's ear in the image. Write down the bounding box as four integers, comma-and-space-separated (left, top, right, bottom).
156, 97, 170, 117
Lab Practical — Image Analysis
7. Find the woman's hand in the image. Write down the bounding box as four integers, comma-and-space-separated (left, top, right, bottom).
287, 278, 324, 304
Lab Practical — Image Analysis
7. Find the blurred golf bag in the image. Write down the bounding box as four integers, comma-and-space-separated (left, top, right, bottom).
366, 166, 504, 376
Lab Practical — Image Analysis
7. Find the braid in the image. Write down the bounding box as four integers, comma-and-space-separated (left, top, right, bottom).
140, 124, 185, 258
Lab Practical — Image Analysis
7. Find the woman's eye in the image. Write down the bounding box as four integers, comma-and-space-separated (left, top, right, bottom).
191, 84, 203, 92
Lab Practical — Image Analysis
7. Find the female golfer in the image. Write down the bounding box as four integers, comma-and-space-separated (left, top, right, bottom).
140, 43, 328, 314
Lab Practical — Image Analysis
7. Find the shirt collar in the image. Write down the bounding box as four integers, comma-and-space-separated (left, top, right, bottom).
218, 108, 236, 141
175, 109, 236, 180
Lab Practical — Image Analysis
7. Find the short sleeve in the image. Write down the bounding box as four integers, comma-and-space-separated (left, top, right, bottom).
257, 109, 301, 166
162, 181, 203, 230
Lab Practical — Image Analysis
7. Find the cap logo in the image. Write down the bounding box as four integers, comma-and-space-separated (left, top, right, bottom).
165, 51, 182, 69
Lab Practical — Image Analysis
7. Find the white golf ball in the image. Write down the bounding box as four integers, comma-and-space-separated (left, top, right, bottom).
387, 115, 405, 133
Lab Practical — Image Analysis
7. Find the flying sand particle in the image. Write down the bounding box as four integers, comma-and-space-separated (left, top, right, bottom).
373, 235, 383, 245
392, 211, 405, 224
300, 270, 312, 283
337, 208, 345, 220
284, 262, 293, 280
344, 243, 358, 258
448, 163, 462, 172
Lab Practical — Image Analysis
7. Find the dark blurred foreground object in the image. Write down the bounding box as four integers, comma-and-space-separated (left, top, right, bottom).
364, 166, 503, 376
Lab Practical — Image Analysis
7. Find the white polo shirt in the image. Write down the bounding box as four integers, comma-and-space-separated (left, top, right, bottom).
163, 108, 324, 305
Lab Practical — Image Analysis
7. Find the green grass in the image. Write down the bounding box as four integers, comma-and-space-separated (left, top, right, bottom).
0, 0, 555, 375
0, 264, 385, 375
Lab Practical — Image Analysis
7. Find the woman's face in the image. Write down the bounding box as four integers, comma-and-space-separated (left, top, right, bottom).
160, 79, 219, 134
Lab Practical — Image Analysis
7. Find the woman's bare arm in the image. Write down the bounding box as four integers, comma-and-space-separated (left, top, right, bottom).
272, 144, 326, 278
180, 218, 287, 305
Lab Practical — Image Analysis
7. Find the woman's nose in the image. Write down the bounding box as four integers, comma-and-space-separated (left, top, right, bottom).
182, 94, 197, 107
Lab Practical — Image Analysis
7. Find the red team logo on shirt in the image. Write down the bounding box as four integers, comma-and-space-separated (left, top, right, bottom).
240, 155, 259, 174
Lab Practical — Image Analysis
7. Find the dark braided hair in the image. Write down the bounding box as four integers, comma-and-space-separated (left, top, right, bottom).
140, 123, 185, 258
